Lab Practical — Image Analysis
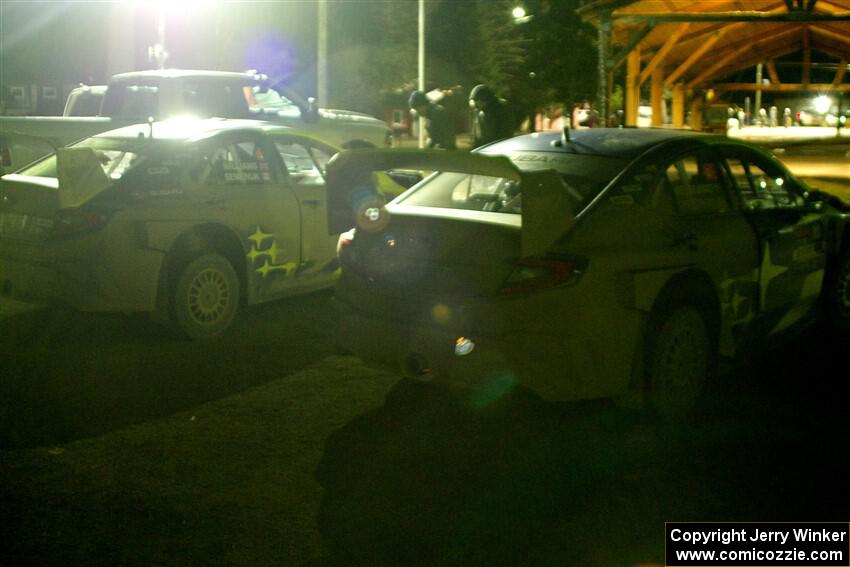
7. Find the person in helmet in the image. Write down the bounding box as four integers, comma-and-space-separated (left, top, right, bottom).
469, 84, 514, 148
408, 90, 456, 150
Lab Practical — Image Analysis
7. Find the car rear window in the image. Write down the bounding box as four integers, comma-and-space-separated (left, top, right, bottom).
396, 151, 626, 214
17, 138, 144, 181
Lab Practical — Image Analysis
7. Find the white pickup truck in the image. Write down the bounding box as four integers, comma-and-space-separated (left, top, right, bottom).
0, 69, 392, 173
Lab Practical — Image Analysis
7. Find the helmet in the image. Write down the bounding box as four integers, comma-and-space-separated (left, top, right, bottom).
469, 84, 496, 105
408, 90, 429, 108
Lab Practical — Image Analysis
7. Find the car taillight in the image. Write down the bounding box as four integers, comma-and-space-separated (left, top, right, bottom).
499, 257, 583, 296
53, 207, 111, 237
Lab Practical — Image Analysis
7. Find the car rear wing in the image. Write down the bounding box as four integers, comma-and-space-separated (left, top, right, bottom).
325, 148, 575, 257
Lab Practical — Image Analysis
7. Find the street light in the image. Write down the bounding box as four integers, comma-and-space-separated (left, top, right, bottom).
512, 5, 532, 24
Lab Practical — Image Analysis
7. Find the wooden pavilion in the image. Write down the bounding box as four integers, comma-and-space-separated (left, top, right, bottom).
577, 0, 850, 127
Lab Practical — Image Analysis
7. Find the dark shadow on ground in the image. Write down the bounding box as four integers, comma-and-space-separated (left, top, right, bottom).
0, 290, 337, 449
314, 322, 849, 566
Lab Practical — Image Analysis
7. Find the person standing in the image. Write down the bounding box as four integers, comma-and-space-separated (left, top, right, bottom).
469, 84, 514, 148
408, 90, 456, 150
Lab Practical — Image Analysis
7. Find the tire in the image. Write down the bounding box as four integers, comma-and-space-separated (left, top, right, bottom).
645, 306, 710, 420
172, 253, 239, 339
826, 251, 850, 332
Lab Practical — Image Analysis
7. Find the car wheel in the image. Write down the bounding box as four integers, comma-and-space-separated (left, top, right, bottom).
172, 253, 239, 339
827, 251, 850, 331
645, 306, 710, 419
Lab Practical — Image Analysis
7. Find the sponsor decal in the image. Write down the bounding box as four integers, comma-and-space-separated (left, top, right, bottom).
246, 225, 297, 277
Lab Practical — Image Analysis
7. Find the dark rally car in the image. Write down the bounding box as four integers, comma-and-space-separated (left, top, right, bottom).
326, 129, 850, 416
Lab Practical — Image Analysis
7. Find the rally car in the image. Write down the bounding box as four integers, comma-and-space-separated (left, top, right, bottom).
327, 129, 850, 416
0, 118, 404, 338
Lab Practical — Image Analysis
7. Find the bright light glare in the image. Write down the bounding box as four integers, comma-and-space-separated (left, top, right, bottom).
512, 6, 526, 19
130, 0, 218, 15
814, 95, 832, 114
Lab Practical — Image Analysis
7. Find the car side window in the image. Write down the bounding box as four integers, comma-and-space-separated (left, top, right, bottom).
274, 141, 328, 184
664, 154, 729, 215
611, 163, 662, 206
723, 152, 802, 210
198, 140, 273, 186
309, 146, 335, 176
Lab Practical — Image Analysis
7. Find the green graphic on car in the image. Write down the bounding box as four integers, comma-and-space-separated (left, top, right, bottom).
246, 225, 297, 278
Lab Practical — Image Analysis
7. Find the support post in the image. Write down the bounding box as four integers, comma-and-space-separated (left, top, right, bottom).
689, 96, 704, 130
597, 11, 612, 126
626, 48, 641, 126
418, 0, 425, 148
317, 0, 328, 105
672, 83, 685, 128
651, 67, 664, 126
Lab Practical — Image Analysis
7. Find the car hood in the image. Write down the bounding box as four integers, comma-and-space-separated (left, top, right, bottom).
325, 149, 576, 257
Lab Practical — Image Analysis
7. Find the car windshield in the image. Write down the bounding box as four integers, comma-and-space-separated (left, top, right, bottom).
396, 151, 627, 214
250, 86, 297, 110
17, 138, 145, 181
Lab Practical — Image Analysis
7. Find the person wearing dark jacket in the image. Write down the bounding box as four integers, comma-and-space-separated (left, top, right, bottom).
408, 90, 456, 150
469, 84, 514, 148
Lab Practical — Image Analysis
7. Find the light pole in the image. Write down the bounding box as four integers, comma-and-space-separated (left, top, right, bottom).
318, 0, 328, 105
418, 0, 426, 148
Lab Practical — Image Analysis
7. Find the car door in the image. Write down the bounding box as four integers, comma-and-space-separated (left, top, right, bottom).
197, 134, 302, 301
270, 136, 340, 276
659, 149, 761, 344
720, 146, 827, 335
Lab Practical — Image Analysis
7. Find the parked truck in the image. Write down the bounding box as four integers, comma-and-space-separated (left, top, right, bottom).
1, 69, 392, 173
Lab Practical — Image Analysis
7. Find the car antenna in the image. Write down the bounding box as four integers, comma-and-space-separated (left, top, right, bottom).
551, 125, 571, 147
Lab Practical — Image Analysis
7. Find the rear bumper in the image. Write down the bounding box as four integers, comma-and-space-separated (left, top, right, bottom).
337, 298, 514, 386
335, 297, 627, 402
0, 237, 163, 312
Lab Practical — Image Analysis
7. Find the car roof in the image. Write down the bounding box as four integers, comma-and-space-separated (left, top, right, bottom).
92, 118, 295, 144
109, 69, 254, 82
482, 128, 717, 160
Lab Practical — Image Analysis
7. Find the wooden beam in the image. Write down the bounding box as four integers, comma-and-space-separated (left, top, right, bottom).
807, 0, 819, 11
614, 12, 850, 23
687, 49, 744, 89
810, 24, 850, 46
686, 28, 800, 88
639, 23, 690, 86
766, 59, 781, 84
665, 31, 723, 85
713, 82, 850, 91
803, 26, 811, 85
833, 57, 848, 86
608, 22, 655, 71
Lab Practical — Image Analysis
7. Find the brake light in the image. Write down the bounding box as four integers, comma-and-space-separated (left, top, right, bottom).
53, 207, 110, 237
499, 257, 582, 296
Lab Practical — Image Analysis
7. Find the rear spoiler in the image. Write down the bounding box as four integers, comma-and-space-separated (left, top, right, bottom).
326, 148, 575, 257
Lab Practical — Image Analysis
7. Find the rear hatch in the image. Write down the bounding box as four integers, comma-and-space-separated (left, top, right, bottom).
0, 147, 113, 243
327, 149, 577, 311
